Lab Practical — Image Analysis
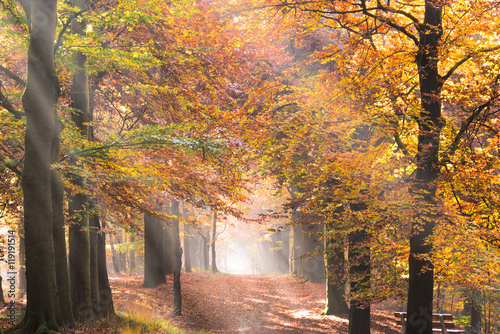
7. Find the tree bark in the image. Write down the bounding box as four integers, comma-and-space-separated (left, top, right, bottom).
89, 213, 100, 316
129, 233, 136, 271
69, 188, 92, 320
0, 276, 5, 305
405, 2, 443, 334
157, 206, 167, 280
182, 202, 192, 273
17, 218, 26, 296
211, 212, 218, 273
324, 228, 349, 316
110, 234, 121, 274
291, 213, 303, 276
97, 219, 114, 317
280, 226, 290, 273
7, 0, 61, 330
143, 213, 162, 287
67, 0, 93, 319
348, 225, 370, 334
171, 200, 182, 316
52, 134, 74, 326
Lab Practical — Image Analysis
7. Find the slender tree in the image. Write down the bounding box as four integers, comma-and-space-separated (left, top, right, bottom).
211, 212, 218, 273
171, 200, 182, 316
182, 202, 192, 273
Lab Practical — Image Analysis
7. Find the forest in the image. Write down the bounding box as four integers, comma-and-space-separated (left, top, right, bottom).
1, 0, 500, 333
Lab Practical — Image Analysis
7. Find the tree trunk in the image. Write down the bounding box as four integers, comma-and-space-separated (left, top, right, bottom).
110, 234, 121, 274
52, 136, 74, 326
171, 200, 182, 316
324, 227, 349, 316
18, 218, 26, 296
211, 212, 218, 273
143, 213, 162, 287
405, 2, 443, 334
0, 276, 5, 305
292, 213, 303, 276
129, 233, 136, 271
157, 208, 167, 280
69, 189, 92, 319
280, 226, 290, 273
301, 221, 325, 283
67, 0, 93, 318
202, 227, 210, 271
89, 213, 100, 316
182, 202, 192, 273
8, 0, 61, 330
97, 219, 114, 317
348, 225, 370, 334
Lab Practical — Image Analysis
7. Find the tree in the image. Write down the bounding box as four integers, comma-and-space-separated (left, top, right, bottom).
171, 200, 183, 316
143, 212, 163, 288
211, 212, 218, 273
7, 0, 63, 331
67, 0, 93, 319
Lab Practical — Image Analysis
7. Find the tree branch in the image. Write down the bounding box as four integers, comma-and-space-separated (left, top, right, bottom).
0, 64, 26, 86
54, 8, 89, 55
441, 45, 500, 82
0, 81, 25, 119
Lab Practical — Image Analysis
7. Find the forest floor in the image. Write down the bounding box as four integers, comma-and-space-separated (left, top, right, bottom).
1, 272, 401, 333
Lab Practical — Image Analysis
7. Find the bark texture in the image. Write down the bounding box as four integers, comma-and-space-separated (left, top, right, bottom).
172, 200, 182, 316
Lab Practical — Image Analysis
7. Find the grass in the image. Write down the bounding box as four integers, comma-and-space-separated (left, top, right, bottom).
98, 304, 210, 334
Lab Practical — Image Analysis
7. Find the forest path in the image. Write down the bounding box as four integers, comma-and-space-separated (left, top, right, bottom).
111, 272, 399, 333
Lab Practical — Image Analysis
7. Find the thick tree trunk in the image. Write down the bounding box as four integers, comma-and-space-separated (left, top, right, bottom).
211, 212, 218, 273
143, 213, 162, 287
348, 225, 370, 334
17, 219, 26, 296
405, 2, 443, 334
171, 200, 182, 316
280, 226, 290, 273
67, 0, 93, 318
8, 0, 61, 331
69, 189, 92, 320
324, 228, 348, 316
182, 203, 192, 273
89, 214, 100, 316
97, 219, 114, 317
52, 137, 74, 326
301, 221, 326, 283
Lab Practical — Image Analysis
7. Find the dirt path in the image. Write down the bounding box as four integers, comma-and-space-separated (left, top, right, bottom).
111, 272, 399, 334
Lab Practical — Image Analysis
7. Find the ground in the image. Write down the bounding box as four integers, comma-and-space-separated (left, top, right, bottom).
1, 272, 401, 333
